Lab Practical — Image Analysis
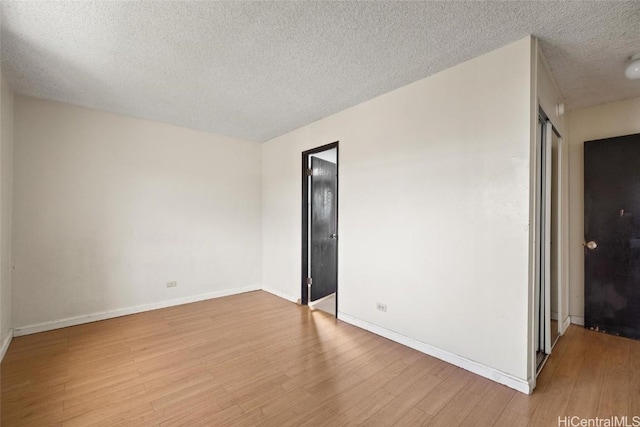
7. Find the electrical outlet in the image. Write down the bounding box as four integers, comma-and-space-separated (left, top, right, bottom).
376, 302, 387, 312
166, 281, 177, 288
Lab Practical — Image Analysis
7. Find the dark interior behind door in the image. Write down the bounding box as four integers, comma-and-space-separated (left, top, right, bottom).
310, 157, 337, 301
584, 133, 640, 339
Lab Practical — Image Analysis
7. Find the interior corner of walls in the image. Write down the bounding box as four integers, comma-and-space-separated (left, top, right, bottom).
261, 286, 299, 304
570, 316, 585, 326
0, 329, 13, 362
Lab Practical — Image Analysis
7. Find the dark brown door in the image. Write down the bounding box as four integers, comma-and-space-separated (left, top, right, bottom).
584, 133, 640, 339
310, 157, 337, 302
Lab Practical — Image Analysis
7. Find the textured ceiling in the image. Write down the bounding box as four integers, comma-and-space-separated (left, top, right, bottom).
1, 1, 639, 142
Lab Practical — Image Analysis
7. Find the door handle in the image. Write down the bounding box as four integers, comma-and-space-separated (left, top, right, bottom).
330, 234, 337, 239
583, 241, 598, 250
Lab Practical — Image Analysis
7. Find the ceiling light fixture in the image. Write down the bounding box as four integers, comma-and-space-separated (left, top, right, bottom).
625, 53, 640, 80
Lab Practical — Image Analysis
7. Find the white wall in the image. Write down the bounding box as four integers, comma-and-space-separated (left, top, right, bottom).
1, 72, 15, 349
12, 97, 262, 330
567, 96, 640, 323
262, 37, 533, 385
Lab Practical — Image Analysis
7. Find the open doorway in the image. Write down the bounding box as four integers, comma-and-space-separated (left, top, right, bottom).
301, 142, 339, 317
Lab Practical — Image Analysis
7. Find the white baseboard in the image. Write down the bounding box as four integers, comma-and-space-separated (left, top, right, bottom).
261, 286, 299, 304
13, 285, 261, 337
562, 316, 571, 333
570, 316, 585, 326
0, 329, 13, 362
338, 312, 532, 395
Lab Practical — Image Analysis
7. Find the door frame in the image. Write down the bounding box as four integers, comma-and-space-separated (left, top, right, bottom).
533, 107, 566, 379
301, 141, 339, 313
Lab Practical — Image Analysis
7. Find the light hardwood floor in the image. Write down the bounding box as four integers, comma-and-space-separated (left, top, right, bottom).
2, 291, 638, 426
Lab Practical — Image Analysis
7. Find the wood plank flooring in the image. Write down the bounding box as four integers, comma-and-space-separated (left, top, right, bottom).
1, 291, 638, 426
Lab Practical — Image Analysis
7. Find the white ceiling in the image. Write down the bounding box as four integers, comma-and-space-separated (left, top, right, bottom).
1, 1, 639, 142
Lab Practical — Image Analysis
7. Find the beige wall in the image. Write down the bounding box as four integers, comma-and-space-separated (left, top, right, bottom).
0, 73, 15, 348
567, 96, 640, 322
262, 37, 533, 388
12, 97, 262, 331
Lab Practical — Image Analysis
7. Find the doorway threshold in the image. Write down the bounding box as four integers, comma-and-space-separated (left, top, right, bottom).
309, 293, 336, 317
